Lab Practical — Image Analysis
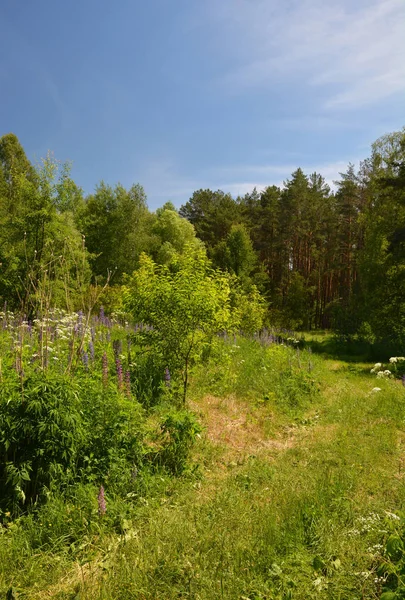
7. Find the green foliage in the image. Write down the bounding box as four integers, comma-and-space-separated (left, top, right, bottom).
124, 248, 234, 403
212, 223, 257, 279
4, 129, 405, 345
129, 349, 168, 408
153, 410, 202, 475
193, 336, 319, 417
374, 515, 405, 599
356, 129, 405, 350
79, 381, 145, 487
0, 316, 204, 516
78, 181, 153, 281
2, 324, 405, 598
0, 373, 85, 508
231, 281, 266, 334
281, 271, 312, 330
151, 204, 204, 265
179, 188, 242, 248
0, 144, 90, 311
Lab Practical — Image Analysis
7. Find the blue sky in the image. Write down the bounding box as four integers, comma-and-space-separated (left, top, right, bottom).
1, 0, 404, 209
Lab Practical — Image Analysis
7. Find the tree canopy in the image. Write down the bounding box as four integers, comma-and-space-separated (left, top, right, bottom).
2, 128, 405, 351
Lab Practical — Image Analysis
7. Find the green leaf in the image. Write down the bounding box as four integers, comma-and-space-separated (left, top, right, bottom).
386, 535, 404, 561
380, 592, 397, 600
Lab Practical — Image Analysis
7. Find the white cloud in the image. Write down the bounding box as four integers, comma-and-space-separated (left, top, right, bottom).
216, 159, 356, 194
138, 157, 359, 208
201, 0, 405, 110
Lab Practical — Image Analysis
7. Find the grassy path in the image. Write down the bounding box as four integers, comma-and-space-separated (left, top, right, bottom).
3, 351, 405, 599
92, 357, 405, 599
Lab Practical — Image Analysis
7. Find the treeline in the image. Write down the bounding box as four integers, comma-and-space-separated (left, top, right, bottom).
1, 129, 405, 347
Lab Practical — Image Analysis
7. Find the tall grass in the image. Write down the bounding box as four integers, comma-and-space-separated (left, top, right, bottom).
1, 324, 405, 598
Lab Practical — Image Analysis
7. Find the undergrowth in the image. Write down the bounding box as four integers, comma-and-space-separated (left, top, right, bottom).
1, 325, 405, 599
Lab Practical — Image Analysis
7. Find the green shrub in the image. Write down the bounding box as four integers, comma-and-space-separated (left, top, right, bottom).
129, 342, 167, 408
0, 372, 149, 513
0, 373, 85, 510
152, 410, 202, 475
79, 381, 146, 488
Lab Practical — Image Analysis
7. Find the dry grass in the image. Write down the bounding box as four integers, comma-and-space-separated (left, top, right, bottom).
192, 395, 296, 464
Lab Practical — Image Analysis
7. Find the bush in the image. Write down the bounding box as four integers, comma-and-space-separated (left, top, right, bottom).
79, 380, 146, 487
152, 410, 202, 475
0, 373, 85, 510
0, 372, 148, 513
129, 345, 167, 408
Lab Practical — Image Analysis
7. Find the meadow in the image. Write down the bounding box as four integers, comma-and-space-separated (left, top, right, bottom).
1, 309, 405, 599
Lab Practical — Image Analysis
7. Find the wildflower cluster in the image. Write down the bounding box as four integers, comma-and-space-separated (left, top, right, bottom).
370, 356, 405, 381
0, 306, 153, 396
370, 363, 393, 379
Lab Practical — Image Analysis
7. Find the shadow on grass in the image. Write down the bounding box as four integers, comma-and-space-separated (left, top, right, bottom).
301, 332, 386, 365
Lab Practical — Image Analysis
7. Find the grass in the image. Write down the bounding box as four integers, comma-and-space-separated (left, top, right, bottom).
2, 333, 405, 598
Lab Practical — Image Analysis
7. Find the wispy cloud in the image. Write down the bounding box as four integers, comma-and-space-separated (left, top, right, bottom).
201, 0, 405, 110
215, 159, 356, 194
138, 157, 358, 208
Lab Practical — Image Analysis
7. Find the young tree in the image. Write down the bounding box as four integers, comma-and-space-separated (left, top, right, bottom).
123, 247, 233, 403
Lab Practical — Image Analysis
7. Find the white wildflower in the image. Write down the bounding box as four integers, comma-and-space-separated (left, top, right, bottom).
385, 511, 401, 521
371, 387, 382, 393
389, 357, 398, 363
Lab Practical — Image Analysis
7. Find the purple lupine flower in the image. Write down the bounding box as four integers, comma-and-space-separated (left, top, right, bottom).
164, 367, 171, 387
99, 305, 105, 324
125, 370, 131, 397
97, 485, 106, 516
102, 352, 108, 387
116, 358, 123, 389
402, 374, 405, 387
82, 351, 89, 371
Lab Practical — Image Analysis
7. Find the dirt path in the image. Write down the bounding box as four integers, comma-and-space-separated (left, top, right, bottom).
191, 358, 368, 474
192, 394, 305, 469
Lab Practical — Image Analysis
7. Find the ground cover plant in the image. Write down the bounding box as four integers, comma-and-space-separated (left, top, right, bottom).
1, 313, 405, 598
0, 307, 204, 516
